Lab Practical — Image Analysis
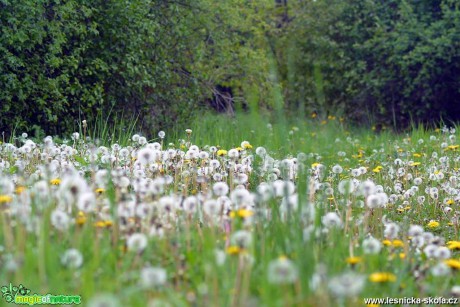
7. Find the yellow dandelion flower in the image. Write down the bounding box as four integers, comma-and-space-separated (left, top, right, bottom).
399, 253, 406, 259
242, 143, 253, 149
226, 246, 242, 255
95, 188, 105, 194
104, 220, 113, 227
409, 162, 421, 167
236, 147, 244, 151
447, 241, 460, 250
94, 221, 106, 228
427, 220, 440, 228
444, 259, 460, 270
413, 153, 422, 158
217, 149, 228, 156
0, 195, 13, 204
237, 209, 254, 218
446, 199, 455, 205
369, 272, 397, 283
279, 255, 288, 261
392, 240, 404, 248
15, 186, 26, 194
311, 162, 321, 168
382, 239, 392, 246
50, 178, 61, 185
345, 256, 362, 265
373, 166, 383, 173
76, 212, 87, 225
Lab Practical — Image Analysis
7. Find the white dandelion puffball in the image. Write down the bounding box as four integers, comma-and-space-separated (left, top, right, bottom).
268, 257, 298, 284
362, 235, 382, 254
140, 267, 167, 288
328, 272, 365, 297
61, 249, 83, 269
127, 233, 148, 253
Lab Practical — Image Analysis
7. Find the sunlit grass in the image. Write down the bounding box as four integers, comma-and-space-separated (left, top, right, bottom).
0, 113, 459, 306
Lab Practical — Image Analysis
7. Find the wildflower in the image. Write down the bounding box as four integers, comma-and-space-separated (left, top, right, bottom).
95, 188, 105, 194
231, 230, 252, 249
408, 225, 424, 237
267, 257, 298, 284
15, 186, 26, 194
185, 129, 192, 135
235, 209, 254, 218
384, 223, 400, 240
61, 249, 83, 269
392, 240, 404, 248
447, 241, 460, 250
332, 165, 343, 174
137, 147, 155, 165
226, 246, 242, 255
451, 285, 460, 297
241, 141, 252, 149
338, 179, 354, 194
203, 199, 222, 216
322, 212, 343, 229
217, 149, 227, 156
427, 220, 440, 229
409, 162, 421, 167
359, 180, 376, 197
212, 182, 229, 196
328, 272, 365, 297
77, 192, 96, 213
50, 178, 61, 185
272, 180, 295, 197
424, 244, 438, 258
444, 259, 460, 270
434, 246, 451, 260
369, 272, 396, 283
345, 257, 362, 265
255, 147, 267, 157
140, 267, 167, 288
228, 149, 239, 159
382, 239, 392, 246
127, 233, 148, 253
94, 221, 111, 228
76, 212, 87, 225
362, 235, 382, 254
50, 210, 70, 231
431, 262, 451, 276
0, 195, 13, 204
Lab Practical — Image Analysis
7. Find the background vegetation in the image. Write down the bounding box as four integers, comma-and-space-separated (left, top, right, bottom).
1, 0, 459, 136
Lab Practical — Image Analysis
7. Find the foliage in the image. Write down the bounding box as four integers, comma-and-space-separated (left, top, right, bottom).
0, 0, 274, 136
270, 0, 460, 127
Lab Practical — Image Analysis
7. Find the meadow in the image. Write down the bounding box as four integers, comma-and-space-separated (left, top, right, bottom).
0, 113, 459, 307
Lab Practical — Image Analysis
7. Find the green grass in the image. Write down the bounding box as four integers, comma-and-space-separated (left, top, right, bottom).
0, 112, 459, 306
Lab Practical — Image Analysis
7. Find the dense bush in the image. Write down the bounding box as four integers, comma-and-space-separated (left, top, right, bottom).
0, 0, 273, 136
271, 0, 460, 127
1, 0, 459, 134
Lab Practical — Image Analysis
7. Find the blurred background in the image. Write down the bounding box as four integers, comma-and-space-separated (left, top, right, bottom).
1, 0, 459, 137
